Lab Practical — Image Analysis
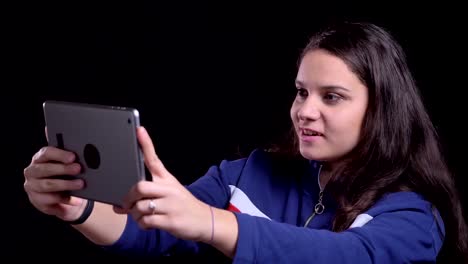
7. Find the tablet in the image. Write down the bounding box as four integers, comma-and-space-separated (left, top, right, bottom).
43, 100, 147, 207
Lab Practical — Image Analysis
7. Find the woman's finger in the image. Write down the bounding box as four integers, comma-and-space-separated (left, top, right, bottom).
32, 146, 76, 164
122, 181, 167, 210
136, 127, 170, 179
24, 162, 81, 180
28, 191, 77, 208
137, 213, 169, 230
26, 177, 84, 193
130, 199, 158, 221
113, 205, 128, 214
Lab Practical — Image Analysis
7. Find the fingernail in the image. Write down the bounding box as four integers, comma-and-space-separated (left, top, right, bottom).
71, 163, 81, 173
68, 154, 75, 162
77, 180, 85, 188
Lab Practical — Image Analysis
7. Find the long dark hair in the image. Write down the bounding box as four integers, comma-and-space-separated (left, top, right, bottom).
270, 21, 467, 262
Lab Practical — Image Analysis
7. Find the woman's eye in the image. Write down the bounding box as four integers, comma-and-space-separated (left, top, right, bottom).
324, 93, 342, 103
296, 88, 308, 98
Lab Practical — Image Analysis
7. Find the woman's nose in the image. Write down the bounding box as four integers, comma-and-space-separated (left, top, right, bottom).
298, 100, 321, 121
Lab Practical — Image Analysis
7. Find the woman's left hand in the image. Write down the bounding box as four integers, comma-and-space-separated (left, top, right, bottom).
114, 127, 212, 243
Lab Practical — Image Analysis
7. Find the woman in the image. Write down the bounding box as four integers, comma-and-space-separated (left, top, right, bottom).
23, 21, 467, 263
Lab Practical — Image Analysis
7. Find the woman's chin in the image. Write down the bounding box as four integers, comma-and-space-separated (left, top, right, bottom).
299, 148, 326, 161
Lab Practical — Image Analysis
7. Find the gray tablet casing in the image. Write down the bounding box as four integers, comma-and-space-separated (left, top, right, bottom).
43, 100, 146, 207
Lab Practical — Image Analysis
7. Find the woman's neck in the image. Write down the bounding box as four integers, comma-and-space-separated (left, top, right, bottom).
319, 169, 331, 190
318, 163, 335, 190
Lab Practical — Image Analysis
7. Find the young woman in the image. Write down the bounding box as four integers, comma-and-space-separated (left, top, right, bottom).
23, 21, 467, 263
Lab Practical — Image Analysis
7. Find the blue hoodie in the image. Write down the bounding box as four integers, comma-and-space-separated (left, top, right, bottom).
102, 149, 445, 263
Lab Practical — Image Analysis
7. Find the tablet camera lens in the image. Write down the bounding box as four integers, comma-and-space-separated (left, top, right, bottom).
83, 143, 101, 169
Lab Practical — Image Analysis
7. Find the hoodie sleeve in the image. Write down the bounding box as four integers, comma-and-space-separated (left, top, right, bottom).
232, 195, 444, 264
101, 157, 246, 258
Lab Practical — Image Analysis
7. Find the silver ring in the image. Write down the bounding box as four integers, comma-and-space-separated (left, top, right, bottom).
148, 199, 156, 214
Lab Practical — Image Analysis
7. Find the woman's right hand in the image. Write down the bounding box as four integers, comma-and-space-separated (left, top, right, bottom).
23, 146, 87, 222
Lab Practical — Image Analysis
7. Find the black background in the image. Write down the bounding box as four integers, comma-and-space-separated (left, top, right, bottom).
5, 1, 467, 263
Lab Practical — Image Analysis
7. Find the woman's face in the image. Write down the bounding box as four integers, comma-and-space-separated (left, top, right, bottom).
291, 49, 368, 165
